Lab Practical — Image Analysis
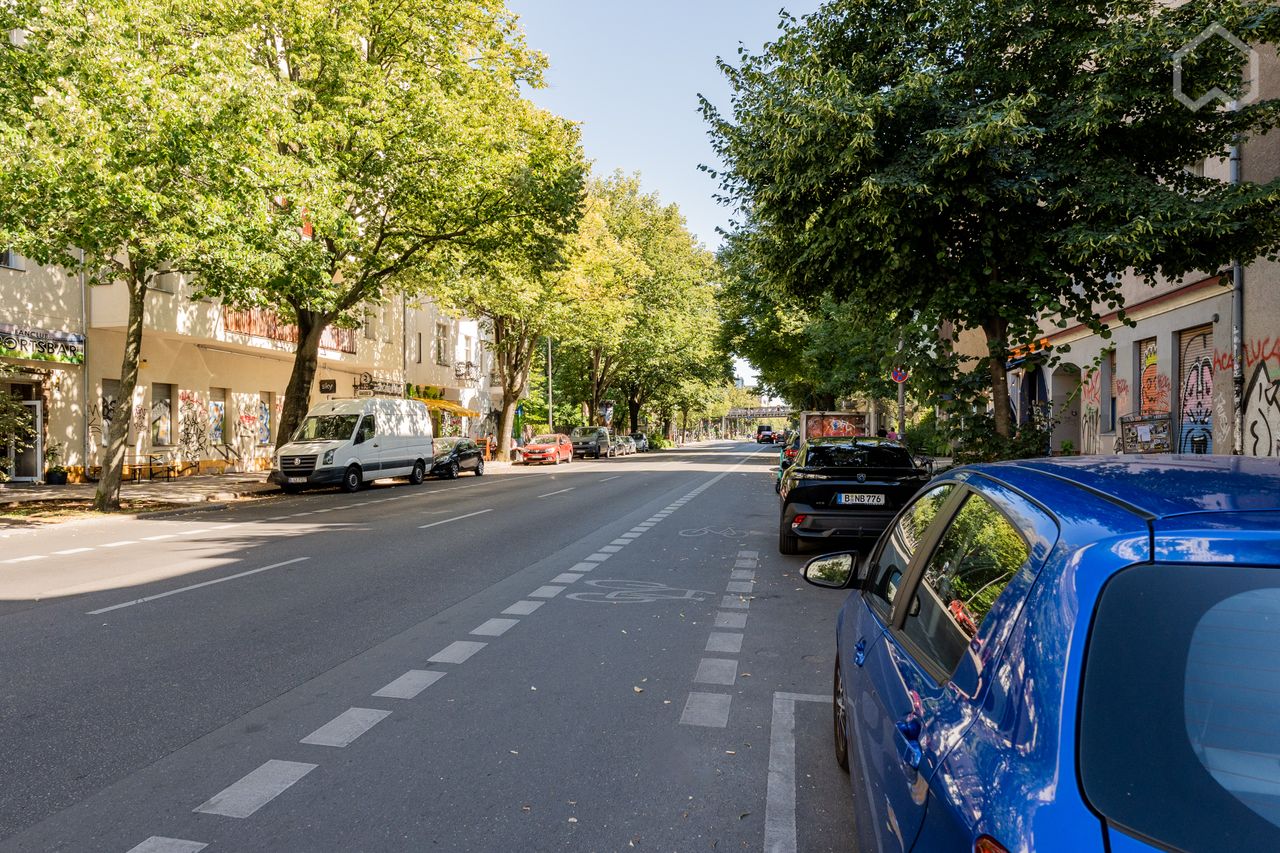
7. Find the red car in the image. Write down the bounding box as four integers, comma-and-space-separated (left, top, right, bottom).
521, 433, 573, 465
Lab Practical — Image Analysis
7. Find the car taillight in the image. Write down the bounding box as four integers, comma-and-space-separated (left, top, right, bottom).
785, 448, 797, 458
791, 514, 806, 528
974, 837, 1009, 853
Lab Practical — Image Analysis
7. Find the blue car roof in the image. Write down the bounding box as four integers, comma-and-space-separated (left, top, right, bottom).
977, 454, 1280, 519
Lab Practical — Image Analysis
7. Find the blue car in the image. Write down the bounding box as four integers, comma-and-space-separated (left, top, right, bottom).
802, 456, 1280, 852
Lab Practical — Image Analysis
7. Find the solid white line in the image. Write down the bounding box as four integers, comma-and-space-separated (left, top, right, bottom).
300, 707, 391, 747
87, 558, 310, 615
764, 693, 827, 853
141, 534, 176, 541
418, 509, 492, 529
599, 476, 621, 482
537, 488, 574, 498
102, 541, 137, 548
194, 759, 317, 818
125, 838, 208, 853
374, 670, 445, 700
53, 548, 94, 555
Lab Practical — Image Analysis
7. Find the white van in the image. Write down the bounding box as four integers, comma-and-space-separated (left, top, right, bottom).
270, 398, 434, 493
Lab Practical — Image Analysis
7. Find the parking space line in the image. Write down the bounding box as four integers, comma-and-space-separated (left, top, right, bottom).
194, 759, 317, 818
125, 837, 208, 853
418, 509, 492, 529
87, 558, 310, 615
680, 692, 732, 728
300, 707, 391, 747
373, 670, 445, 700
503, 600, 544, 616
764, 693, 827, 853
471, 617, 519, 637
428, 641, 487, 664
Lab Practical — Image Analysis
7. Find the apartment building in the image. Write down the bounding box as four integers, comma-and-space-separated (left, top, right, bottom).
1, 256, 500, 482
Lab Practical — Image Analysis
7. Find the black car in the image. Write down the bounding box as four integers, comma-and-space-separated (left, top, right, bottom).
756, 425, 774, 443
628, 432, 650, 452
429, 437, 484, 479
570, 426, 611, 459
777, 437, 930, 554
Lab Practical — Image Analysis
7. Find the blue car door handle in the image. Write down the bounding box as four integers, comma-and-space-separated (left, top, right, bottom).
895, 715, 923, 769
853, 638, 867, 666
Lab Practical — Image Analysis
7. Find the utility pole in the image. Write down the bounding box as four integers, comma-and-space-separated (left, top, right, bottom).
546, 337, 553, 433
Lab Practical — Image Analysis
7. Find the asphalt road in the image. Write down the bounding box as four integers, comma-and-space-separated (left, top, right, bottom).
0, 442, 858, 852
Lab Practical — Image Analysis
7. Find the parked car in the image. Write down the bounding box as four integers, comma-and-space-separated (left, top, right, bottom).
775, 433, 801, 493
778, 437, 930, 554
801, 455, 1280, 853
570, 426, 612, 459
428, 437, 484, 479
756, 424, 775, 443
272, 397, 434, 494
619, 436, 637, 455
521, 433, 572, 465
628, 432, 650, 452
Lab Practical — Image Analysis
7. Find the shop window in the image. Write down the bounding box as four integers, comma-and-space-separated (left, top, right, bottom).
151, 383, 174, 446
435, 323, 450, 366
0, 249, 23, 270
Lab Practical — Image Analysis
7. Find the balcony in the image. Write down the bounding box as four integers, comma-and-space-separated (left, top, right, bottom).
223, 308, 357, 354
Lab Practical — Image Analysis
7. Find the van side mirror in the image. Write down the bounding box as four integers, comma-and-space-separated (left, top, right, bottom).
802, 552, 860, 589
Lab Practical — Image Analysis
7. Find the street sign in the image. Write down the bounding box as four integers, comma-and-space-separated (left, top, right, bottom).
890, 368, 909, 384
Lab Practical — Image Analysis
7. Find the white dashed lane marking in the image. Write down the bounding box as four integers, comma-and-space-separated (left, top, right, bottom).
418, 509, 492, 529
194, 759, 317, 818
528, 585, 565, 599
551, 573, 584, 584
300, 707, 391, 747
720, 595, 749, 610
102, 541, 137, 548
694, 658, 738, 686
706, 632, 744, 654
503, 600, 544, 616
471, 618, 520, 637
568, 562, 597, 572
680, 692, 732, 728
53, 547, 93, 555
715, 612, 748, 629
726, 581, 754, 594
86, 557, 310, 615
730, 569, 755, 581
428, 641, 487, 664
125, 837, 207, 853
373, 670, 445, 700
537, 488, 575, 498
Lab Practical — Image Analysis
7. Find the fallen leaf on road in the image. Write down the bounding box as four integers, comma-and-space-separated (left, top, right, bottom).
725, 750, 736, 755
510, 750, 518, 755
521, 805, 531, 812
633, 686, 644, 693
740, 812, 750, 820
663, 700, 671, 704
568, 817, 578, 824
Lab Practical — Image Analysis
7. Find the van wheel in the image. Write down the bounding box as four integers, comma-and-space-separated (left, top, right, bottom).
409, 461, 425, 485
779, 516, 801, 555
475, 459, 484, 477
834, 658, 850, 772
281, 484, 302, 495
342, 465, 363, 493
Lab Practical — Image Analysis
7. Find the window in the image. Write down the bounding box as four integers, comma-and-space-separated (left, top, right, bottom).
151, 264, 177, 293
151, 383, 174, 446
0, 248, 23, 270
805, 441, 913, 469
382, 303, 393, 342
1138, 337, 1161, 415
363, 307, 376, 340
1107, 349, 1118, 432
899, 493, 1029, 679
209, 388, 228, 445
435, 323, 450, 366
464, 334, 473, 365
865, 484, 956, 621
1080, 565, 1280, 851
356, 415, 376, 444
415, 332, 423, 365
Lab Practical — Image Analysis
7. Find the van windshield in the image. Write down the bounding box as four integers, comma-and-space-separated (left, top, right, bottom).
293, 414, 359, 442
570, 428, 602, 439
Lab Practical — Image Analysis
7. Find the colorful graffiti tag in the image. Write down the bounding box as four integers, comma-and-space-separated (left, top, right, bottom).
1244, 361, 1280, 457
1178, 328, 1213, 454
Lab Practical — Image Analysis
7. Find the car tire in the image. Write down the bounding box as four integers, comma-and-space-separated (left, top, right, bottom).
779, 516, 801, 555
447, 461, 460, 480
281, 484, 302, 495
552, 454, 559, 466
475, 459, 484, 477
409, 460, 425, 485
594, 450, 601, 460
341, 465, 362, 493
834, 657, 850, 772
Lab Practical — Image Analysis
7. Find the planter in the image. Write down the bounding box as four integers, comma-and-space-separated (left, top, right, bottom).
44, 470, 68, 486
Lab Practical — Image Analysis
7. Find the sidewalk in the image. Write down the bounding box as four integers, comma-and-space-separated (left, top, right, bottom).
0, 472, 277, 506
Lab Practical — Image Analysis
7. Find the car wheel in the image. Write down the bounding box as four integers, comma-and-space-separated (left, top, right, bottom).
341, 465, 362, 493
779, 515, 801, 555
409, 460, 425, 485
447, 461, 460, 480
594, 450, 601, 460
552, 454, 559, 466
281, 484, 302, 495
833, 657, 851, 772
474, 459, 484, 477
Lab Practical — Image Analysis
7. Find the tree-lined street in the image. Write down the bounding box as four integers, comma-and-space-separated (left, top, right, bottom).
0, 445, 855, 852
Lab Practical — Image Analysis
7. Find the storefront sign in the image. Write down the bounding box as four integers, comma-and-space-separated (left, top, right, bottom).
318, 379, 337, 394
354, 372, 403, 396
0, 324, 85, 364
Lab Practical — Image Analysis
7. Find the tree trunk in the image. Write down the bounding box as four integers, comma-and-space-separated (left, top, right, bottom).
588, 348, 601, 425
982, 317, 1012, 438
277, 308, 328, 451
497, 396, 518, 460
628, 396, 641, 433
94, 274, 147, 511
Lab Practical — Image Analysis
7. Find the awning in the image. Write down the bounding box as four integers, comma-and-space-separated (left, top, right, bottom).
412, 397, 481, 417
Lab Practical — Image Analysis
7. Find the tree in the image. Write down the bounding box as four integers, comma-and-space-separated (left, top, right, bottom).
197, 0, 586, 449
0, 0, 282, 508
706, 0, 1280, 439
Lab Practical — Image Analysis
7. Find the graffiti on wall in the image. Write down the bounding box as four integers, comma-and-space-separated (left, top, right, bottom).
1081, 368, 1102, 454
208, 400, 226, 445
1244, 361, 1280, 457
1178, 328, 1214, 454
1138, 339, 1170, 414
177, 390, 210, 457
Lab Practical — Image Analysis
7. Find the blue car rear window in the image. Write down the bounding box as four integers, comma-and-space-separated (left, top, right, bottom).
1079, 564, 1280, 850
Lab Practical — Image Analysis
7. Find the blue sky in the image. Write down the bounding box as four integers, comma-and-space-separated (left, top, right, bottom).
506, 0, 818, 254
